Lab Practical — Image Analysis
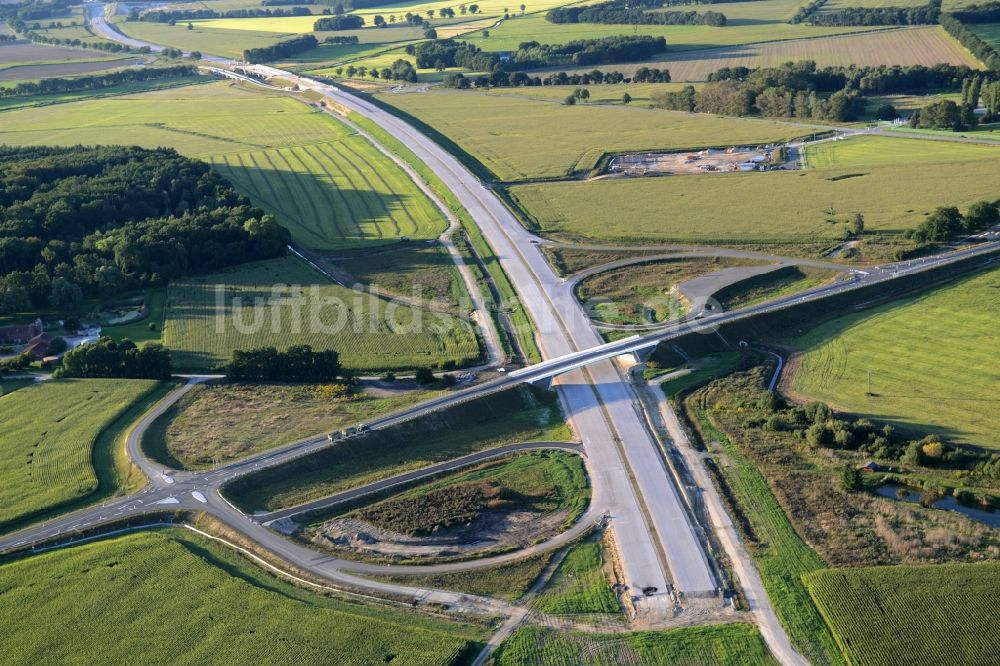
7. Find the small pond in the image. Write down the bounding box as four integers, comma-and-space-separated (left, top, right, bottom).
874, 483, 1000, 528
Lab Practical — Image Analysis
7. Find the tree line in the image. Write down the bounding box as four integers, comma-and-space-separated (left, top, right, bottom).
314, 14, 365, 29
409, 35, 668, 73
226, 345, 342, 381
793, 0, 939, 25
548, 1, 726, 26
262, 0, 316, 5
243, 34, 317, 62
907, 201, 999, 244
57, 338, 172, 380
940, 12, 1000, 71
442, 66, 669, 88
333, 58, 418, 81
0, 65, 196, 99
131, 7, 313, 22
0, 146, 289, 315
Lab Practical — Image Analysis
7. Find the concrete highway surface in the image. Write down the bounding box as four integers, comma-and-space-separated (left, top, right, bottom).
13, 10, 1000, 663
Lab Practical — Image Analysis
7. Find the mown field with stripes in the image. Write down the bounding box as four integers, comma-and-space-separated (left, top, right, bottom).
162, 256, 480, 371
212, 136, 444, 250
0, 379, 158, 530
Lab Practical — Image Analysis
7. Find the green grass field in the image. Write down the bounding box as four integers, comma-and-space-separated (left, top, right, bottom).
0, 81, 445, 250
804, 135, 1000, 169
494, 623, 777, 665
0, 530, 485, 664
378, 88, 802, 179
790, 266, 1000, 448
715, 266, 840, 310
224, 386, 572, 512
334, 243, 465, 307
115, 17, 296, 59
970, 22, 1000, 51
804, 562, 1000, 666
162, 255, 480, 371
0, 379, 158, 530
511, 156, 1000, 243
532, 539, 619, 615
211, 137, 446, 249
145, 382, 440, 469
0, 75, 210, 111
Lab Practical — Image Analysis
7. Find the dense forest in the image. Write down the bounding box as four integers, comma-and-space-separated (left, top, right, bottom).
0, 146, 288, 315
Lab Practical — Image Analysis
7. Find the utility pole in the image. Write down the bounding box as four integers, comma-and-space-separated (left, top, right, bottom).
867, 369, 872, 396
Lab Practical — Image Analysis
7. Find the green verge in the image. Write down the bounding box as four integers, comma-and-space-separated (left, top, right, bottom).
531, 539, 620, 616
0, 529, 487, 664
494, 623, 777, 665
804, 561, 1000, 666
223, 386, 571, 512
686, 403, 844, 666
0, 379, 164, 533
347, 111, 541, 363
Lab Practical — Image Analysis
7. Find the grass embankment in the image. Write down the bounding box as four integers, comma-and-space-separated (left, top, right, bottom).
494, 623, 777, 665
376, 88, 801, 180
685, 376, 844, 666
0, 379, 160, 531
714, 266, 840, 310
651, 351, 742, 398
576, 257, 764, 325
347, 111, 541, 362
162, 255, 480, 372
144, 382, 440, 469
223, 386, 571, 512
804, 562, 1000, 666
510, 155, 1000, 245
340, 450, 589, 536
0, 530, 486, 664
532, 539, 619, 616
791, 266, 1000, 448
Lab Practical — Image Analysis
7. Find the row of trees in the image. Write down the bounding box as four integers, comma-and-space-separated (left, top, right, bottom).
243, 34, 317, 62
262, 0, 316, 5
795, 0, 940, 26
323, 35, 359, 44
548, 1, 725, 26
940, 12, 1000, 71
57, 338, 172, 379
331, 59, 417, 81
0, 146, 289, 314
0, 65, 196, 99
226, 345, 342, 381
131, 7, 312, 22
442, 66, 668, 88
907, 201, 999, 244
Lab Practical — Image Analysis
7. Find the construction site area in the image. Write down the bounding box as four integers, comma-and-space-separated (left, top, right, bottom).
607, 145, 793, 176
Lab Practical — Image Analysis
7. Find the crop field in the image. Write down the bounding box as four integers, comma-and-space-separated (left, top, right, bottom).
223, 386, 572, 512
0, 81, 449, 250
0, 56, 144, 81
576, 257, 763, 325
488, 82, 698, 105
804, 562, 1000, 666
162, 256, 480, 371
0, 40, 123, 69
494, 623, 777, 665
114, 18, 295, 58
790, 266, 1000, 448
686, 396, 843, 665
0, 379, 158, 530
532, 540, 619, 615
803, 136, 1000, 169
333, 244, 465, 307
378, 88, 801, 179
553, 27, 982, 81
460, 14, 887, 53
0, 75, 210, 111
0, 530, 485, 664
970, 22, 1000, 51
145, 382, 440, 469
510, 157, 1000, 244
211, 138, 446, 249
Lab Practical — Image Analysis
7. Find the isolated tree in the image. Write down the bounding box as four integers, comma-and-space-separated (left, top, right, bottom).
389, 14, 397, 23
520, 3, 526, 13
189, 50, 202, 60
849, 213, 864, 236
423, 26, 437, 38
460, 4, 468, 14
874, 103, 897, 121
469, 4, 479, 14
840, 465, 863, 492
481, 28, 489, 37
373, 14, 385, 27
564, 94, 576, 106
414, 367, 435, 384
186, 22, 193, 30
426, 9, 435, 18
622, 92, 632, 104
